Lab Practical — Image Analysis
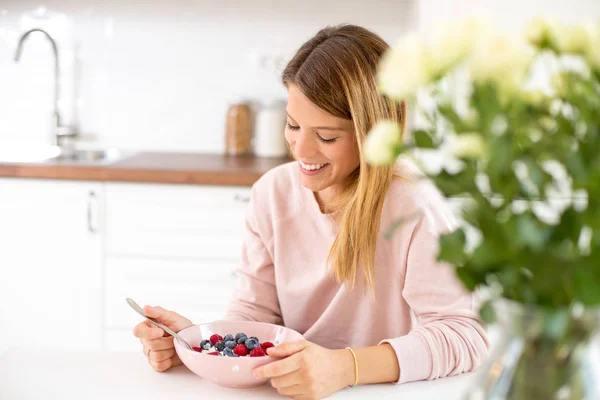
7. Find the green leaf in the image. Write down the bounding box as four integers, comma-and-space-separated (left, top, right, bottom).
412, 130, 436, 149
479, 300, 497, 324
542, 309, 570, 340
552, 208, 583, 244
437, 229, 468, 265
471, 83, 502, 131
438, 104, 474, 133
433, 163, 478, 197
514, 214, 551, 250
565, 151, 588, 184
573, 260, 600, 305
455, 265, 479, 291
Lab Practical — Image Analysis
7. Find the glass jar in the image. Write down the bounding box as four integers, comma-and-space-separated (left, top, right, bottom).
253, 100, 288, 158
225, 101, 254, 156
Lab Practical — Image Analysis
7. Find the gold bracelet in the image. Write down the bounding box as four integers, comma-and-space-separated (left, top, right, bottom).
345, 347, 359, 387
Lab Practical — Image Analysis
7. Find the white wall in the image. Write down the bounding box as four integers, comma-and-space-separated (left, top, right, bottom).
0, 0, 598, 153
416, 0, 600, 34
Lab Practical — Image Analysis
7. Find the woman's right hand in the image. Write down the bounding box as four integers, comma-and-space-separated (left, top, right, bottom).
132, 305, 194, 372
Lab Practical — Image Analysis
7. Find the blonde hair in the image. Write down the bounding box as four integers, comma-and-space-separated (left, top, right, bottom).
282, 25, 406, 292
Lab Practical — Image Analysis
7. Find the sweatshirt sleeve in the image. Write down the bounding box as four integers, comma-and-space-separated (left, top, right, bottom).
222, 188, 283, 325
379, 208, 490, 384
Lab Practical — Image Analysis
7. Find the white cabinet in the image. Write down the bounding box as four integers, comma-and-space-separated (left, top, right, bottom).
105, 183, 249, 259
0, 178, 251, 353
0, 178, 103, 355
103, 182, 251, 350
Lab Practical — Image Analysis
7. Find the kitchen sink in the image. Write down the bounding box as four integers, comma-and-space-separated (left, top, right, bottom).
0, 146, 135, 165
53, 148, 131, 163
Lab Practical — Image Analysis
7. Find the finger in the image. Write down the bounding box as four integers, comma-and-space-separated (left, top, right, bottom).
143, 320, 173, 337
149, 354, 182, 372
147, 348, 176, 363
141, 336, 174, 351
133, 322, 164, 339
270, 371, 304, 389
149, 356, 173, 372
254, 353, 302, 378
143, 305, 189, 331
275, 383, 305, 397
266, 340, 310, 358
171, 355, 183, 368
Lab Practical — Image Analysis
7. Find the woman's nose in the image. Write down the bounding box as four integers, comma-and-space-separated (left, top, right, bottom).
293, 130, 316, 158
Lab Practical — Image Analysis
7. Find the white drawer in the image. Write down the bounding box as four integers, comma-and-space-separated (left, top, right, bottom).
106, 256, 238, 329
106, 183, 250, 259
107, 232, 245, 260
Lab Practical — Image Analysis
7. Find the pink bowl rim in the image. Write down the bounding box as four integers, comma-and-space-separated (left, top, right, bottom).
175, 320, 303, 360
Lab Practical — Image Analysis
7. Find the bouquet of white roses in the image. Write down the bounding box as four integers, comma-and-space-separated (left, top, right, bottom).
366, 18, 600, 317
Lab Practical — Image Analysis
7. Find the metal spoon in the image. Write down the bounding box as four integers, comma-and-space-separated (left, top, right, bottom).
126, 298, 193, 351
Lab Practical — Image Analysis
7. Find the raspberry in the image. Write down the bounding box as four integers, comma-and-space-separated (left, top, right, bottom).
233, 344, 249, 356
210, 334, 223, 345
192, 346, 203, 352
208, 351, 220, 356
261, 342, 274, 350
250, 347, 266, 357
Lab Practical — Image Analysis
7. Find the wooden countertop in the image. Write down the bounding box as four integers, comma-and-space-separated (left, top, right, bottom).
0, 152, 292, 186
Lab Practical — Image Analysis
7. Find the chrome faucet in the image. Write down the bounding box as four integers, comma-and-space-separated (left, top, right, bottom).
14, 28, 77, 149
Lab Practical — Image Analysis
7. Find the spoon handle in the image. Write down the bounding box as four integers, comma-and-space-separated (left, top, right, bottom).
126, 298, 192, 350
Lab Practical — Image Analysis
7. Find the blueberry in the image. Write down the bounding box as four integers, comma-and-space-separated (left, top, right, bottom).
245, 337, 260, 350
223, 347, 239, 357
225, 340, 237, 349
215, 341, 225, 352
236, 335, 248, 344
223, 334, 234, 343
235, 332, 247, 341
249, 336, 259, 342
200, 339, 212, 350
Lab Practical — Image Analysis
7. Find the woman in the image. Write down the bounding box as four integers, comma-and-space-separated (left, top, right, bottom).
133, 24, 489, 399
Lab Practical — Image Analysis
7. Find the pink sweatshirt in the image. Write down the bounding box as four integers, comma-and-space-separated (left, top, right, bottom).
224, 160, 489, 384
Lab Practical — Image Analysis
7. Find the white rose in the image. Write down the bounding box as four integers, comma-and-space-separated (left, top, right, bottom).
556, 23, 595, 54
584, 23, 600, 69
364, 121, 402, 165
522, 89, 549, 106
428, 18, 488, 77
469, 34, 535, 99
525, 17, 558, 48
449, 133, 485, 158
377, 34, 430, 100
551, 73, 564, 94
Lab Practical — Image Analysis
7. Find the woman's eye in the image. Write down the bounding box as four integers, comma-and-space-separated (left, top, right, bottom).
317, 134, 337, 144
286, 122, 300, 131
286, 122, 337, 144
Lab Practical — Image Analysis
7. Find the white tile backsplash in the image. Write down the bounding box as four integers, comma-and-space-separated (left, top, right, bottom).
0, 0, 598, 153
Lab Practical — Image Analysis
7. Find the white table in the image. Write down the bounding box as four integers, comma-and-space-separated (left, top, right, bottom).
0, 348, 479, 399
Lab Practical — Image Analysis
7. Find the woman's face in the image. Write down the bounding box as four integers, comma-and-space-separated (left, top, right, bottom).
285, 84, 360, 201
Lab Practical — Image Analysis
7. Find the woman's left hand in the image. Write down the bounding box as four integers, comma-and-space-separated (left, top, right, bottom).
253, 340, 354, 400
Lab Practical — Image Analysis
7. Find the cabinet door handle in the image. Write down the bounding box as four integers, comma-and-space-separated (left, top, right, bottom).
87, 191, 98, 233
233, 194, 250, 203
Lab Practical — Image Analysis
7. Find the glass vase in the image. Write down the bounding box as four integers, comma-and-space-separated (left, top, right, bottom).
468, 298, 600, 400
